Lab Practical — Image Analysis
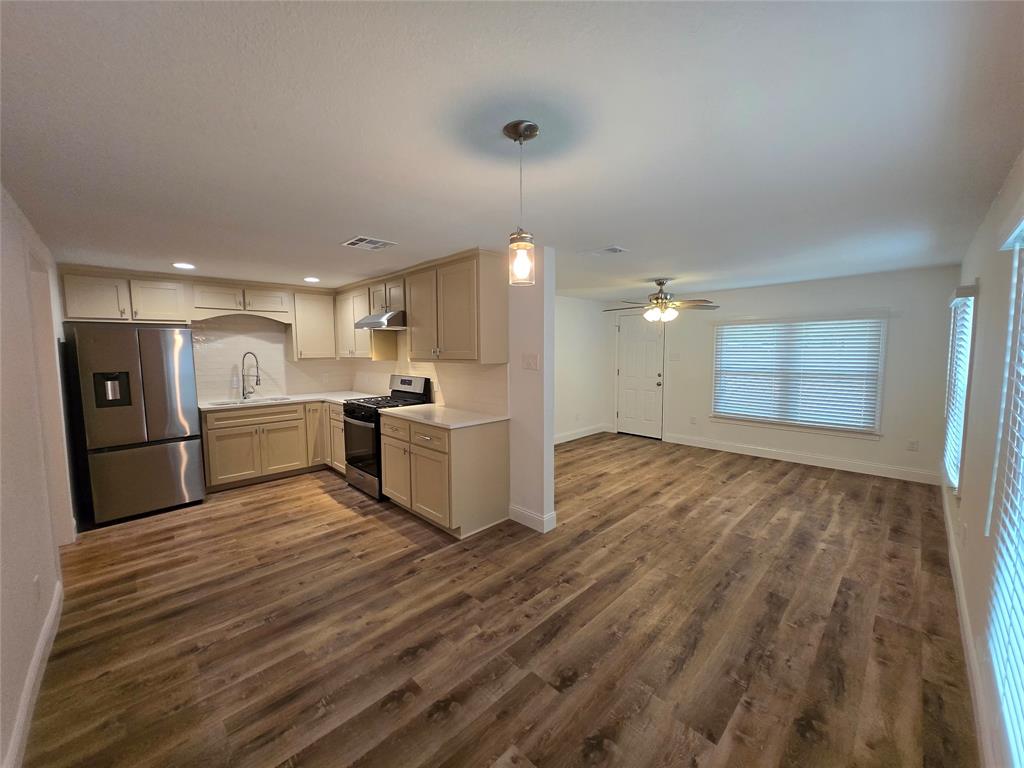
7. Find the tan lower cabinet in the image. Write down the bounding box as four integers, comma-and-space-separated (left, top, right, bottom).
260, 421, 308, 474
409, 445, 450, 526
206, 425, 262, 485
203, 403, 310, 487
379, 414, 508, 538
381, 436, 412, 508
306, 403, 326, 465
328, 416, 346, 473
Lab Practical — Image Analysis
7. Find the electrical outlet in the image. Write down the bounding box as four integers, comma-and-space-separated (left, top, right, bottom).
522, 353, 540, 371
689, 416, 697, 426
906, 440, 920, 452
33, 574, 41, 604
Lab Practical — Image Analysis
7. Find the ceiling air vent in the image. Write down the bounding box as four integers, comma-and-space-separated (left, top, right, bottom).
342, 236, 398, 251
602, 245, 629, 254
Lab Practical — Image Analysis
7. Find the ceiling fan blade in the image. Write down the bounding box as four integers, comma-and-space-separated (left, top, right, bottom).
602, 305, 653, 312
683, 304, 720, 310
618, 300, 648, 305
670, 298, 713, 305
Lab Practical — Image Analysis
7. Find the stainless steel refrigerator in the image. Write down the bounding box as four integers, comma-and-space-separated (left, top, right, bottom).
63, 323, 204, 525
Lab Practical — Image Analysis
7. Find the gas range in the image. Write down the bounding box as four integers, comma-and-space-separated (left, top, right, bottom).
342, 374, 431, 499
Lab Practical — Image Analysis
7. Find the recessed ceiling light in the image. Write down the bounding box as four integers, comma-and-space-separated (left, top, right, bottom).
172, 262, 196, 270
303, 276, 321, 283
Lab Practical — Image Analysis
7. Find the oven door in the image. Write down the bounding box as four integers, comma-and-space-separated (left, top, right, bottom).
344, 415, 380, 496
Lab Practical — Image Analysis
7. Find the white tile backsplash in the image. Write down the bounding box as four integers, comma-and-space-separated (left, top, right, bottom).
191, 315, 351, 401
190, 315, 508, 415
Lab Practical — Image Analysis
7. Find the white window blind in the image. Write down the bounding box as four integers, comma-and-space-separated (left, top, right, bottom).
990, 239, 1024, 768
713, 317, 885, 432
944, 292, 976, 491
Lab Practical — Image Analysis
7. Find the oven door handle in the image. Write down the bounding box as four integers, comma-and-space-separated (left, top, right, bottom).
344, 415, 374, 429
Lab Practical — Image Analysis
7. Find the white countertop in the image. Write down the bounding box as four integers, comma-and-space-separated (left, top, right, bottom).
378, 404, 509, 429
198, 390, 377, 411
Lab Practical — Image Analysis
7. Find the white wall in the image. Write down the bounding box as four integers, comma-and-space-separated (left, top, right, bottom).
944, 149, 1024, 768
509, 246, 555, 532
191, 314, 509, 415
191, 314, 351, 401
660, 265, 958, 483
554, 296, 615, 443
1, 189, 66, 768
346, 333, 508, 416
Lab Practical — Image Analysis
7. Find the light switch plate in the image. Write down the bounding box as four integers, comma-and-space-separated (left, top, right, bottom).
522, 352, 540, 371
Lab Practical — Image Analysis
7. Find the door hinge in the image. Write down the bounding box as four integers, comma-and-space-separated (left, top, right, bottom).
617, 368, 620, 375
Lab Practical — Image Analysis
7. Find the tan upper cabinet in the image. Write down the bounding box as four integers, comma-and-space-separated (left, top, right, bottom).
129, 279, 188, 321
405, 250, 507, 364
63, 274, 131, 320
335, 292, 355, 358
352, 288, 371, 357
381, 435, 412, 509
406, 268, 438, 360
336, 287, 372, 358
245, 289, 290, 313
370, 279, 406, 315
306, 403, 326, 465
193, 283, 245, 311
293, 292, 336, 360
260, 420, 309, 474
436, 259, 478, 360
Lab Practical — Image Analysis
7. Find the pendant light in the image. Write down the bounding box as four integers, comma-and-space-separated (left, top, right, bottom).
504, 120, 539, 286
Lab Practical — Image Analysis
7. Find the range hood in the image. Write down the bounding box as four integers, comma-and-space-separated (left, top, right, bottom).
354, 310, 406, 330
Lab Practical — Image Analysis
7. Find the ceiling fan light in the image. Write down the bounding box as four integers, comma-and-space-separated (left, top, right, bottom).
643, 307, 662, 322
660, 307, 679, 322
509, 230, 536, 286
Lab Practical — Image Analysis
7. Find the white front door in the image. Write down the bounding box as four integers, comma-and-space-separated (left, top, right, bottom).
617, 314, 665, 438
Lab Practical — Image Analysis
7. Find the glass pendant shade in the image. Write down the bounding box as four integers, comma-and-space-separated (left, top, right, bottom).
660, 307, 679, 322
509, 230, 536, 286
643, 307, 662, 322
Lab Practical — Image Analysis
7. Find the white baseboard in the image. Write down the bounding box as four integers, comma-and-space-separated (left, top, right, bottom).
3, 580, 62, 768
941, 485, 1000, 767
662, 432, 942, 485
509, 503, 556, 533
554, 424, 615, 445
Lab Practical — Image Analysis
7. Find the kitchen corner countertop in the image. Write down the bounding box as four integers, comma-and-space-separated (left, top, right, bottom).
378, 404, 509, 429
198, 390, 377, 411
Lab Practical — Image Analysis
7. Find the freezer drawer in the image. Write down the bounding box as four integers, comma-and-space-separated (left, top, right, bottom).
88, 439, 204, 523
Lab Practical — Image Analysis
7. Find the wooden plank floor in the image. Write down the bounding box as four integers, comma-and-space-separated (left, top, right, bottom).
25, 433, 979, 767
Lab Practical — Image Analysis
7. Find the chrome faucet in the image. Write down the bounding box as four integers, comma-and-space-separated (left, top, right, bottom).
241, 351, 261, 399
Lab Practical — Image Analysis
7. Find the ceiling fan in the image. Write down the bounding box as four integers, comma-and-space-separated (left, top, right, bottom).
603, 279, 719, 322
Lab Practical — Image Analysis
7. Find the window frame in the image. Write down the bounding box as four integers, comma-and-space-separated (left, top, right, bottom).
710, 312, 889, 436
943, 284, 979, 495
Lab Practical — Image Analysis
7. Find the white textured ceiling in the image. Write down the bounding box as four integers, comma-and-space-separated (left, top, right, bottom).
2, 2, 1022, 301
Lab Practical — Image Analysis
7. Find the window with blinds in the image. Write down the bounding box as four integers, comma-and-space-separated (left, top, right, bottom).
712, 317, 886, 433
990, 237, 1024, 768
943, 291, 976, 491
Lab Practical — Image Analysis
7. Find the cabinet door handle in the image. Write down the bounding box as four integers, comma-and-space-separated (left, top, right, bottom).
418, 435, 433, 441
237, 298, 243, 309
132, 308, 138, 318
119, 307, 126, 317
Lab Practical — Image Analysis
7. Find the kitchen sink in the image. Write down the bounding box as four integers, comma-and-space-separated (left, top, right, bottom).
207, 396, 292, 406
